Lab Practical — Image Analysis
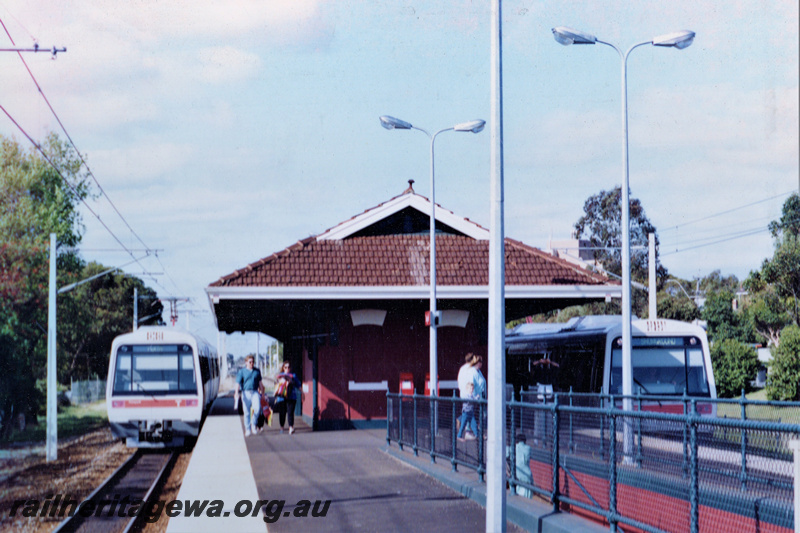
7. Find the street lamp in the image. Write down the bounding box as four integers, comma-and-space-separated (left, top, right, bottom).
552, 26, 694, 459
379, 115, 485, 400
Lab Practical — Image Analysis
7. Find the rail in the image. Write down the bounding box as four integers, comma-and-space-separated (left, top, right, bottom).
53, 449, 176, 533
386, 391, 800, 533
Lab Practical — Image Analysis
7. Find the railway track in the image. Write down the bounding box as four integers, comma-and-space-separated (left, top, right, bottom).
54, 449, 176, 533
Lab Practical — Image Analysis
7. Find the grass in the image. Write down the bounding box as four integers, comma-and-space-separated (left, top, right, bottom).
1, 401, 108, 445
714, 389, 800, 424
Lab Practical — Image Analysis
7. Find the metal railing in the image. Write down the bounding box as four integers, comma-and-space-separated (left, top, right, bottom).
386, 390, 800, 533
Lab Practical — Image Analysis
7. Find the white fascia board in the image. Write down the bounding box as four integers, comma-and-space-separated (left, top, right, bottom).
206, 292, 221, 329
317, 194, 488, 241
206, 284, 620, 301
318, 195, 411, 241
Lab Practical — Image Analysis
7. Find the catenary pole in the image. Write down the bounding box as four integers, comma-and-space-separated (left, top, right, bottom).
4, 43, 66, 462
47, 234, 57, 461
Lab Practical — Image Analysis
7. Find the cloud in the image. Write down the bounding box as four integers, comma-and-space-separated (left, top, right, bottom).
2, 0, 331, 47
89, 142, 198, 185
196, 46, 262, 84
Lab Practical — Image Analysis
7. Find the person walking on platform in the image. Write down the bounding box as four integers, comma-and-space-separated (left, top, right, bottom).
274, 361, 301, 434
235, 355, 264, 437
457, 381, 479, 441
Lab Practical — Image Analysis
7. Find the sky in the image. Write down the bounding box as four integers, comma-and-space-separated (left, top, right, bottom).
0, 1, 797, 357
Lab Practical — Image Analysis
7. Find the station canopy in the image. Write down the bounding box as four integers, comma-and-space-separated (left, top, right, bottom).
206, 182, 620, 341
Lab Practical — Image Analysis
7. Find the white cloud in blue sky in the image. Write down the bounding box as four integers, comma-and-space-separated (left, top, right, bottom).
0, 0, 796, 354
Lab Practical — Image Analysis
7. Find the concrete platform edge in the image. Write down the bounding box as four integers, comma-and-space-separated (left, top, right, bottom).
382, 444, 609, 533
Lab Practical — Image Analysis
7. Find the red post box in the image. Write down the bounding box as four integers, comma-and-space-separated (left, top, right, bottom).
424, 373, 439, 396
399, 372, 414, 395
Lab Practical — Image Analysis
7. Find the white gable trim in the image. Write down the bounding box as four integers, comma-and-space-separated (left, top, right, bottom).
317, 193, 488, 241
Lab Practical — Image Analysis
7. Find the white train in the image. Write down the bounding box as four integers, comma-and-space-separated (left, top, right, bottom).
506, 316, 717, 415
106, 326, 221, 447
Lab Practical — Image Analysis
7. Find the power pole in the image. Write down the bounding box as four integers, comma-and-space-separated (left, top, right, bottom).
0, 43, 66, 56
160, 297, 191, 326
7, 41, 66, 463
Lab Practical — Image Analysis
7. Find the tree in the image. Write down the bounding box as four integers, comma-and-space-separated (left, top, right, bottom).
701, 290, 754, 344
656, 291, 700, 322
58, 263, 163, 382
765, 325, 800, 401
574, 186, 668, 317
741, 271, 791, 346
768, 193, 800, 238
0, 134, 91, 438
710, 339, 759, 398
696, 270, 740, 295
760, 235, 800, 327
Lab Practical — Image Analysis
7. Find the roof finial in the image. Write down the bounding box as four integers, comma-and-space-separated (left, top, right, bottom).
404, 179, 415, 194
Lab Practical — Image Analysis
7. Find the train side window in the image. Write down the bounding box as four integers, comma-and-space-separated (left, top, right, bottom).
199, 356, 210, 383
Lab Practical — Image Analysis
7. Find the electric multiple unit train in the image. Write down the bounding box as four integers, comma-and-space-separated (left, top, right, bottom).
505, 315, 717, 415
106, 326, 221, 447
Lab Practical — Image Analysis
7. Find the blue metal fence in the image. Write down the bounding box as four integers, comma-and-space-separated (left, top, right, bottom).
386, 391, 800, 533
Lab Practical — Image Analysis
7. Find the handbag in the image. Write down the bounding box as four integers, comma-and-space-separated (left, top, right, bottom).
275, 380, 288, 398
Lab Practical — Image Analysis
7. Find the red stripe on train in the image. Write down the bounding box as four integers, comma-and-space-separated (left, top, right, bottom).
111, 399, 199, 408
639, 403, 713, 414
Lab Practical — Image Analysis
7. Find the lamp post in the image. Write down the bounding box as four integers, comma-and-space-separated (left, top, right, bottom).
552, 26, 694, 459
379, 116, 485, 400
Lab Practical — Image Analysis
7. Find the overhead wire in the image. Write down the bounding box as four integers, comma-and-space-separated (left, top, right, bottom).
0, 15, 190, 303
659, 190, 793, 233
661, 202, 800, 257
0, 17, 152, 253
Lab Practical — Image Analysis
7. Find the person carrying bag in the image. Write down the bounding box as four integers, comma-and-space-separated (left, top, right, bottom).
274, 360, 301, 434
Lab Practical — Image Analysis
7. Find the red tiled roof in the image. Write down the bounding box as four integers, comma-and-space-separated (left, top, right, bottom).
210, 234, 610, 287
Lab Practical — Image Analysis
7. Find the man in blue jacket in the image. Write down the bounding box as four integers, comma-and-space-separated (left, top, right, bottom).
235, 355, 264, 437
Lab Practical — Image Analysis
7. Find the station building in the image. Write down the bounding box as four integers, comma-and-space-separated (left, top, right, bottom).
206, 182, 619, 429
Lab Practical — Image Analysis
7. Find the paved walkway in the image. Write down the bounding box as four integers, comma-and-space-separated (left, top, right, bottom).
246, 420, 524, 532
169, 394, 609, 532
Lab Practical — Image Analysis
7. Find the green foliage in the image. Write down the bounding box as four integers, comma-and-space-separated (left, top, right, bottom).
696, 270, 740, 295
657, 288, 700, 322
573, 186, 668, 318
3, 402, 107, 444
573, 186, 668, 282
58, 263, 163, 382
710, 338, 759, 398
656, 294, 700, 322
0, 134, 164, 441
0, 134, 91, 439
741, 272, 791, 346
768, 193, 800, 238
766, 325, 800, 401
760, 234, 800, 326
520, 301, 621, 325
701, 290, 755, 344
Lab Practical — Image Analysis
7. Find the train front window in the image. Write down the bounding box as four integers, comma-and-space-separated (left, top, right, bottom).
610, 336, 710, 397
112, 344, 197, 395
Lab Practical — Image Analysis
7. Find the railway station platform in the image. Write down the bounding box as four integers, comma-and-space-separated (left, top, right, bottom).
168, 393, 607, 532
166, 393, 263, 533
